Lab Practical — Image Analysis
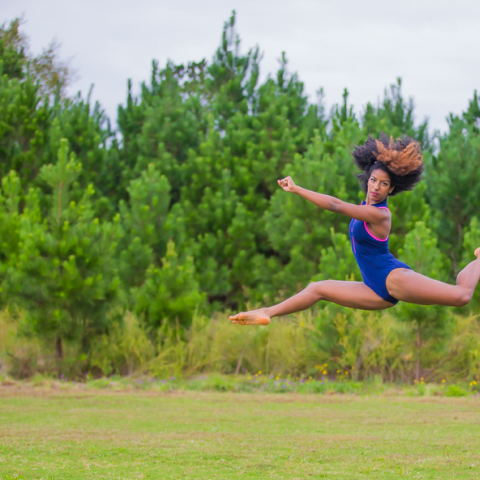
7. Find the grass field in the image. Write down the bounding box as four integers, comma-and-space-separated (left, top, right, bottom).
1, 387, 480, 479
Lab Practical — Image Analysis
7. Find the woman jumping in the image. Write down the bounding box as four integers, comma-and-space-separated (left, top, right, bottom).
230, 134, 480, 326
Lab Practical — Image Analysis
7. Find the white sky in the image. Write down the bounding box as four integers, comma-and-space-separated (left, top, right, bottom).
3, 0, 480, 133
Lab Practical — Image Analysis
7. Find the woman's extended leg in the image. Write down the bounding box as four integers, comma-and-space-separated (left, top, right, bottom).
229, 280, 394, 325
386, 249, 480, 307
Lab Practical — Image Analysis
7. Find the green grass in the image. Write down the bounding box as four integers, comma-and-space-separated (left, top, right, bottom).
1, 387, 480, 479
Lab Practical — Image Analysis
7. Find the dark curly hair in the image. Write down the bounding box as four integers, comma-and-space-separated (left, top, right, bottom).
352, 133, 424, 196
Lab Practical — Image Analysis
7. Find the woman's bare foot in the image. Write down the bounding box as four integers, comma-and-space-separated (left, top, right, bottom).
229, 309, 271, 326
475, 247, 480, 258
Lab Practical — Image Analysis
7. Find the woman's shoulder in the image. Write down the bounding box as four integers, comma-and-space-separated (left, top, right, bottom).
372, 199, 390, 210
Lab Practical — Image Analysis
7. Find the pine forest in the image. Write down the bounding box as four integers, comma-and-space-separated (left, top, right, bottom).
1, 14, 480, 385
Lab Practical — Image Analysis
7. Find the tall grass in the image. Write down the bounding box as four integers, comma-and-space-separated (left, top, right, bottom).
90, 311, 154, 376
0, 308, 42, 378
1, 307, 479, 382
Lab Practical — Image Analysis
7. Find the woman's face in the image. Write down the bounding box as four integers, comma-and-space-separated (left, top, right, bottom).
367, 168, 394, 203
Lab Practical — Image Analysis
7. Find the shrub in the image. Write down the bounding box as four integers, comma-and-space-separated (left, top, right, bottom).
445, 385, 469, 397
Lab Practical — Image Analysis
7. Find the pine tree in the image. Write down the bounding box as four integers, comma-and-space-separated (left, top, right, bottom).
0, 18, 27, 79
1, 17, 74, 95
0, 171, 22, 304
264, 132, 350, 296
118, 163, 186, 292
312, 228, 361, 282
387, 183, 431, 255
5, 139, 121, 358
362, 78, 431, 149
426, 93, 480, 272
0, 74, 50, 185
44, 92, 116, 218
134, 240, 204, 332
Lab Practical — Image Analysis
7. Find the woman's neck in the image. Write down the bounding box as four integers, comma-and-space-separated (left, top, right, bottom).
365, 196, 387, 206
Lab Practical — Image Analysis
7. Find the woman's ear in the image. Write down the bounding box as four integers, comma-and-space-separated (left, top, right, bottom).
389, 186, 395, 194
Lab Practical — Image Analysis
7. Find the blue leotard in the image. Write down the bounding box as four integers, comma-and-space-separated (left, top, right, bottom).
348, 198, 411, 305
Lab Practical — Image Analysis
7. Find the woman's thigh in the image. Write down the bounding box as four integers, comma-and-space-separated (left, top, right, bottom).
317, 280, 395, 310
386, 268, 466, 306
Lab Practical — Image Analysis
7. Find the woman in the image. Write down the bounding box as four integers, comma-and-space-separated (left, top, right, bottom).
230, 134, 480, 326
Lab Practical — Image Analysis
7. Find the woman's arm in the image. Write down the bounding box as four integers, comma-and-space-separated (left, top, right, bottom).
277, 176, 390, 225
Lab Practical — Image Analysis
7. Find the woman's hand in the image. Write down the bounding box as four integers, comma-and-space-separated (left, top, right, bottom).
277, 176, 297, 193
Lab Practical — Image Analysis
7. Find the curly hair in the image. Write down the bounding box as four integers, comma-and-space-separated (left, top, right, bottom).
352, 133, 424, 196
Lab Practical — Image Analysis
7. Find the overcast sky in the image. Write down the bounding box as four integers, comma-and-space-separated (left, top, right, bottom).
3, 0, 480, 133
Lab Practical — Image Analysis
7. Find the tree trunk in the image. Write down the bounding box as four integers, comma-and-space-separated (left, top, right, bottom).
235, 343, 246, 375
416, 323, 421, 382
56, 337, 63, 359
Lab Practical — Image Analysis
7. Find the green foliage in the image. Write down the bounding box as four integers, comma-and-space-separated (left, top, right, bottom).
0, 17, 74, 96
134, 240, 204, 331
398, 221, 447, 278
445, 384, 469, 397
427, 97, 480, 270
0, 18, 27, 79
89, 311, 154, 375
1, 13, 480, 380
265, 133, 350, 294
5, 140, 121, 356
130, 62, 207, 204
117, 164, 198, 331
27, 39, 72, 98
0, 172, 22, 300
0, 75, 50, 184
206, 11, 261, 123
0, 308, 42, 378
47, 96, 113, 200
387, 182, 431, 254
397, 221, 448, 332
313, 228, 361, 282
118, 163, 175, 289
439, 314, 480, 381
397, 221, 450, 377
460, 217, 480, 306
334, 309, 412, 382
362, 78, 431, 148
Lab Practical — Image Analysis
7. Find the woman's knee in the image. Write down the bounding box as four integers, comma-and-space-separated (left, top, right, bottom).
305, 281, 327, 300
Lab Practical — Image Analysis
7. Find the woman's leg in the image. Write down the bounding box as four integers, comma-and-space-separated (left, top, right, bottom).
229, 280, 394, 325
386, 249, 480, 307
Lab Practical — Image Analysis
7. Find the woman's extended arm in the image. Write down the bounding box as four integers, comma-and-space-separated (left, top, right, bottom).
277, 176, 390, 225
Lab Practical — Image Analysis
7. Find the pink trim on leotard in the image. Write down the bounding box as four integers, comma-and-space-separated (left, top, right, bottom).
364, 206, 390, 241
